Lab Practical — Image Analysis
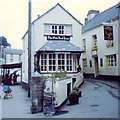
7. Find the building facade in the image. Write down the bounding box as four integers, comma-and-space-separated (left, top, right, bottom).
82, 3, 120, 79
22, 3, 83, 85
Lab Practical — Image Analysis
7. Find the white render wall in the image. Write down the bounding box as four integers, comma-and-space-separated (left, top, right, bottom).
22, 4, 82, 83
82, 20, 119, 76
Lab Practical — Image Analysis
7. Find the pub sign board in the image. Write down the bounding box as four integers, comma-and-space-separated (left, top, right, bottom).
47, 35, 70, 41
104, 26, 113, 40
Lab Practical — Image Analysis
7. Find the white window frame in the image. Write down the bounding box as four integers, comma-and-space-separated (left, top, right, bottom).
83, 58, 87, 68
10, 54, 13, 62
58, 53, 65, 71
106, 54, 117, 67
66, 54, 72, 71
44, 24, 72, 36
40, 53, 47, 72
49, 53, 56, 71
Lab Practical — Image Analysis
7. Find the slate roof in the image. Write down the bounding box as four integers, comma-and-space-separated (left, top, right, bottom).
82, 3, 119, 33
37, 40, 83, 53
4, 48, 22, 55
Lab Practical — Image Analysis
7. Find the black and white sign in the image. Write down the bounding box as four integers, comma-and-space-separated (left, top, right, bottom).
47, 35, 70, 41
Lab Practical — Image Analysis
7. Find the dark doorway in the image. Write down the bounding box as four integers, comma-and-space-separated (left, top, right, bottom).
67, 83, 71, 97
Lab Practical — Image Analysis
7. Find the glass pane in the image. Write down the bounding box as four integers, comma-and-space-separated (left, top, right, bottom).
53, 60, 55, 65
53, 54, 55, 59
53, 66, 55, 71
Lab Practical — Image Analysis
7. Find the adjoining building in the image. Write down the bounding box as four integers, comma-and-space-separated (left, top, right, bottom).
0, 36, 23, 82
1, 48, 23, 83
82, 3, 120, 79
22, 3, 83, 89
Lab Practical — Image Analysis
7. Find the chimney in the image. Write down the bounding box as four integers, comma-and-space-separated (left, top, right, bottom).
87, 10, 99, 22
37, 14, 40, 18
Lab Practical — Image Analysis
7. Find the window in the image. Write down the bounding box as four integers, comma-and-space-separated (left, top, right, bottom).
90, 60, 92, 68
39, 53, 79, 72
58, 54, 65, 71
73, 54, 78, 71
19, 54, 22, 62
44, 24, 72, 36
49, 53, 56, 71
10, 54, 13, 62
92, 35, 97, 47
59, 25, 64, 34
52, 25, 57, 34
100, 58, 103, 67
40, 53, 47, 71
106, 54, 117, 67
83, 58, 87, 67
82, 39, 86, 52
67, 54, 72, 71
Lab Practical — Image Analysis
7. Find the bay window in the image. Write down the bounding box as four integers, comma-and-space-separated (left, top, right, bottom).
39, 53, 79, 73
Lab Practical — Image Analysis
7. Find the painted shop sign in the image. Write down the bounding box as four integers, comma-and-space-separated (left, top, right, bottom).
47, 35, 70, 41
104, 26, 113, 40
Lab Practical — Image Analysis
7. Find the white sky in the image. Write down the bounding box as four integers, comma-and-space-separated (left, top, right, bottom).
0, 0, 119, 49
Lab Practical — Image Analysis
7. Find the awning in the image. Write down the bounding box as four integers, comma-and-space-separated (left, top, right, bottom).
0, 63, 22, 69
37, 40, 83, 53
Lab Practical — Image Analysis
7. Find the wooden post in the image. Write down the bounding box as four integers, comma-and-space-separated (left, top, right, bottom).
28, 0, 32, 97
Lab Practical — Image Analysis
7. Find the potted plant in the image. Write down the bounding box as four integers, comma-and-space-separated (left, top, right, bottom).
68, 87, 80, 105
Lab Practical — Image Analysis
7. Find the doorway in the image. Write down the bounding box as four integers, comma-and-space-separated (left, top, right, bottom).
67, 83, 71, 97
94, 57, 99, 78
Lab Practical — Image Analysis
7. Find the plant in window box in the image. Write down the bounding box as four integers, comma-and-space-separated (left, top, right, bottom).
53, 71, 67, 78
106, 42, 110, 47
68, 87, 81, 105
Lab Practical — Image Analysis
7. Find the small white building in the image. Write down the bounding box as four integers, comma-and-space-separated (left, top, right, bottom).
4, 48, 22, 64
22, 3, 83, 88
82, 3, 120, 79
2, 48, 23, 82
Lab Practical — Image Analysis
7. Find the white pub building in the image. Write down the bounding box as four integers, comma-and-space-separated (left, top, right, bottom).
82, 3, 120, 79
22, 3, 83, 88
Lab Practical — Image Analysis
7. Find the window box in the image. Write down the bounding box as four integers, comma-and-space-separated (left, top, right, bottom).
91, 46, 97, 51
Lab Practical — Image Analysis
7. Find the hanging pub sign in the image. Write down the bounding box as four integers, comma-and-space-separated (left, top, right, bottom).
104, 26, 113, 40
47, 35, 70, 41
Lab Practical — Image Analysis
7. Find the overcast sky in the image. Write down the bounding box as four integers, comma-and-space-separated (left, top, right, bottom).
0, 0, 119, 49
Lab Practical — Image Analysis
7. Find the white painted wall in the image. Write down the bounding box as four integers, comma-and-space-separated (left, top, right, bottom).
44, 72, 83, 107
82, 20, 119, 76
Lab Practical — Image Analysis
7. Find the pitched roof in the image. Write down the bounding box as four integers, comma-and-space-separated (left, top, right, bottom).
4, 48, 22, 55
82, 3, 119, 33
22, 3, 82, 39
37, 40, 83, 53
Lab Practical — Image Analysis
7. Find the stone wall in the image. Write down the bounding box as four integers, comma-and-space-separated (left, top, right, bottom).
30, 76, 44, 114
